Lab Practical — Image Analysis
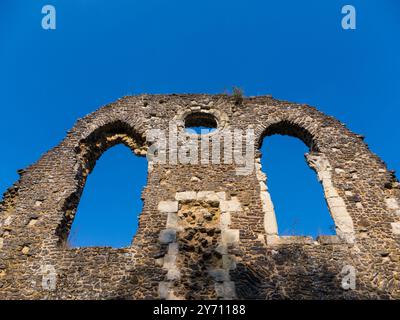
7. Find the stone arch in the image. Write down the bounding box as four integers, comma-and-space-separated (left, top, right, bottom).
257, 120, 319, 151
56, 120, 148, 246
256, 120, 355, 244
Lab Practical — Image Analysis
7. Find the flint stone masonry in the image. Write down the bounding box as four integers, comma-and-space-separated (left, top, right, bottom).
0, 94, 399, 299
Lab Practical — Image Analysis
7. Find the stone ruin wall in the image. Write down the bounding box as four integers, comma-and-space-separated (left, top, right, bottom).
0, 94, 399, 299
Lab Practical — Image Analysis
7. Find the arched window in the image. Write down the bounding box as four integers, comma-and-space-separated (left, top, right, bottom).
67, 144, 147, 247
184, 112, 218, 134
260, 135, 335, 238
258, 121, 337, 240
56, 121, 148, 248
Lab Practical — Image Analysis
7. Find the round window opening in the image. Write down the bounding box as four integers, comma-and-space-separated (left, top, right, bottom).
184, 112, 218, 135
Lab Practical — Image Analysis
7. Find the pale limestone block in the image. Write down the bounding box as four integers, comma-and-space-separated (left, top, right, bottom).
167, 267, 181, 281
158, 201, 178, 213
163, 254, 177, 269
264, 210, 278, 235
197, 191, 219, 202
216, 244, 228, 255
331, 205, 351, 219
168, 242, 179, 255
159, 229, 176, 244
220, 198, 242, 212
220, 212, 231, 228
391, 222, 400, 235
166, 213, 178, 228
223, 281, 237, 299
158, 282, 170, 299
155, 258, 164, 267
322, 182, 339, 199
208, 268, 229, 282
216, 192, 226, 201
262, 200, 273, 214
175, 191, 197, 201
214, 283, 225, 297
332, 208, 355, 234
318, 171, 331, 181
264, 214, 278, 235
336, 230, 355, 244
222, 229, 239, 245
222, 254, 236, 270
259, 181, 267, 191
386, 198, 399, 211
257, 171, 266, 182
261, 191, 274, 209
327, 196, 346, 208
266, 235, 280, 245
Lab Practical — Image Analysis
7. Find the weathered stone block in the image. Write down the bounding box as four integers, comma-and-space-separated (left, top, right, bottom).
158, 201, 178, 213
166, 213, 178, 228
197, 191, 219, 202
159, 229, 176, 244
386, 198, 399, 211
223, 281, 236, 299
220, 198, 242, 212
214, 283, 225, 297
316, 235, 342, 244
168, 242, 179, 255
216, 191, 226, 201
162, 254, 177, 269
214, 281, 236, 299
220, 212, 231, 228
222, 229, 239, 245
175, 191, 197, 201
166, 267, 181, 281
391, 222, 400, 235
208, 268, 229, 282
222, 254, 236, 270
158, 282, 170, 299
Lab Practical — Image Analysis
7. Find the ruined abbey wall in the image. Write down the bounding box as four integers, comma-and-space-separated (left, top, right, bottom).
0, 94, 399, 299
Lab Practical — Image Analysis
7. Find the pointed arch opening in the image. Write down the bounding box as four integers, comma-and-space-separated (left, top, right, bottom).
260, 135, 335, 238
56, 121, 148, 248
257, 121, 354, 244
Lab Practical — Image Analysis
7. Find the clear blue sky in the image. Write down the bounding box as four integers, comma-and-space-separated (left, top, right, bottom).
0, 1, 399, 247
